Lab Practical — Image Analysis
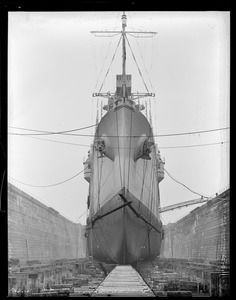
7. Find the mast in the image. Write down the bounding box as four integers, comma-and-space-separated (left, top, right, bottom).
91, 13, 157, 101
121, 12, 127, 98
122, 12, 127, 76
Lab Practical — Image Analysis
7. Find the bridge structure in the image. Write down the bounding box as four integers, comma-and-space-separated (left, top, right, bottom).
159, 187, 229, 213
159, 197, 210, 213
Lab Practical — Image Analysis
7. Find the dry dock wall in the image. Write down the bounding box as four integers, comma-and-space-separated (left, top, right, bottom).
8, 183, 86, 263
161, 189, 229, 265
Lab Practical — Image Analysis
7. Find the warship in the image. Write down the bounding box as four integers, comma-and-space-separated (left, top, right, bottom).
84, 12, 165, 265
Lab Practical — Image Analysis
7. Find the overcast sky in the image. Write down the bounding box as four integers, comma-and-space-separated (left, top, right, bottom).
8, 11, 230, 225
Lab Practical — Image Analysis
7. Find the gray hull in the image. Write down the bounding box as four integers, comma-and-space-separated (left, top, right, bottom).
86, 189, 162, 264
85, 103, 163, 264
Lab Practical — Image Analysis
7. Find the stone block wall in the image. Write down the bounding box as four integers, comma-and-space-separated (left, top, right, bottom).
161, 190, 229, 264
8, 183, 87, 263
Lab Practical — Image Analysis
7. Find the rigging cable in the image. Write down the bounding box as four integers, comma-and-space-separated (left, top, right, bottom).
93, 33, 116, 93
148, 98, 153, 127
125, 34, 150, 93
97, 155, 104, 210
90, 224, 94, 262
164, 167, 208, 198
75, 209, 88, 223
115, 109, 123, 190
92, 12, 121, 93
98, 35, 122, 93
127, 11, 156, 92
133, 167, 149, 261
92, 226, 110, 260
139, 159, 148, 211
95, 143, 101, 210
92, 32, 98, 135
138, 125, 156, 213
153, 144, 161, 219
15, 134, 230, 149
135, 36, 155, 92
93, 139, 102, 210
97, 221, 117, 263
159, 141, 230, 149
8, 126, 230, 137
143, 126, 155, 214
9, 166, 88, 188
127, 109, 133, 190
20, 135, 90, 147
135, 221, 151, 263
149, 159, 156, 225
8, 124, 98, 136
94, 169, 113, 201
149, 161, 156, 222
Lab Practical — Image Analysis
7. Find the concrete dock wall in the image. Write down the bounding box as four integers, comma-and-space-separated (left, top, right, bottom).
8, 183, 86, 263
161, 189, 229, 265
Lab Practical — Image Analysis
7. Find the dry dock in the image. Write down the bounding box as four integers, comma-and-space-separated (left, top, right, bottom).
7, 183, 230, 297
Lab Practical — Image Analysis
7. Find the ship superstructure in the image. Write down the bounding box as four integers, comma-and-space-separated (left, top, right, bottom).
84, 12, 165, 265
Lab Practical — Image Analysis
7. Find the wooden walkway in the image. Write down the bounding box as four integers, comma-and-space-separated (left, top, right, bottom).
92, 265, 155, 297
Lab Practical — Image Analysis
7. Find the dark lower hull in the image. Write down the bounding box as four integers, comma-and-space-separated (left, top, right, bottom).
86, 190, 162, 264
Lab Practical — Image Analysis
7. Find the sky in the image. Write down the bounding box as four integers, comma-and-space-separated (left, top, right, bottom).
8, 11, 230, 225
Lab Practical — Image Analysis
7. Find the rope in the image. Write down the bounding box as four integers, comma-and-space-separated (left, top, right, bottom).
115, 109, 123, 190
136, 169, 151, 195
90, 225, 94, 261
8, 124, 98, 135
127, 109, 133, 190
94, 12, 121, 90
135, 37, 155, 92
138, 160, 148, 212
94, 125, 100, 211
148, 98, 153, 127
97, 221, 117, 263
164, 167, 208, 198
135, 223, 150, 264
92, 226, 108, 260
147, 161, 154, 212
138, 125, 153, 211
93, 169, 112, 202
96, 152, 101, 211
149, 163, 156, 223
9, 126, 230, 138
16, 134, 230, 150
98, 156, 104, 210
75, 209, 88, 223
150, 34, 155, 80
9, 167, 87, 188
133, 207, 151, 262
93, 35, 115, 93
98, 35, 122, 93
125, 34, 150, 93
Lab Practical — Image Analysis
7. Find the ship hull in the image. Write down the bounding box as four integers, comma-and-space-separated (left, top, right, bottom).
86, 103, 163, 264
86, 189, 162, 265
